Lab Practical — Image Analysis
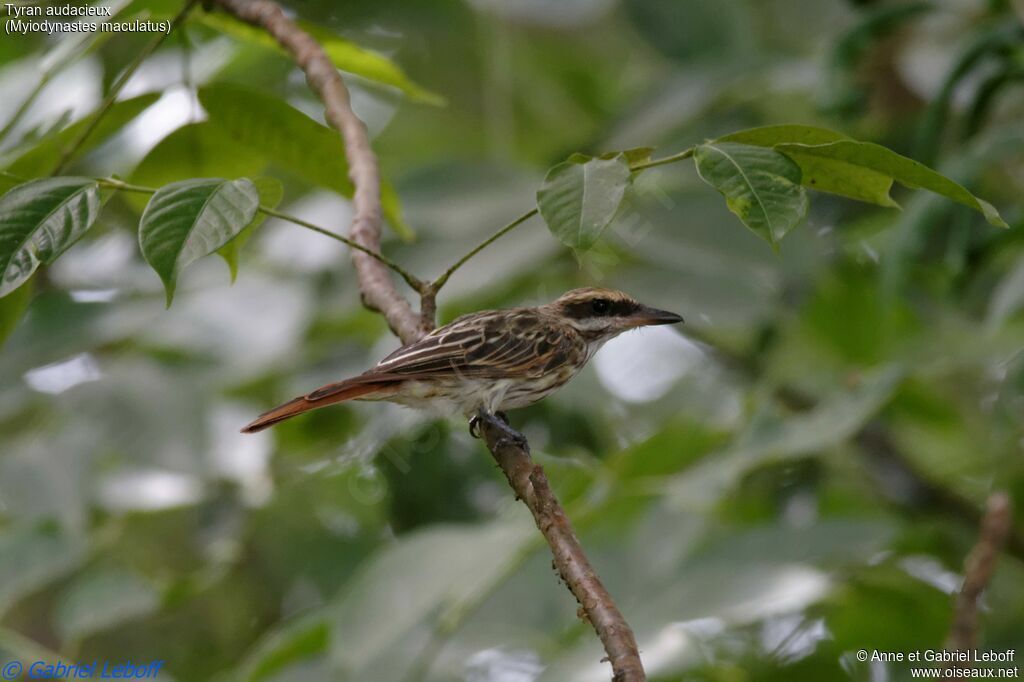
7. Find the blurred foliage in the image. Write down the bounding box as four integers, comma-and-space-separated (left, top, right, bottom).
1, 0, 1024, 681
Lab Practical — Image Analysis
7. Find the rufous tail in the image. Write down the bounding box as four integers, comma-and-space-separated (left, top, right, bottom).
241, 379, 390, 433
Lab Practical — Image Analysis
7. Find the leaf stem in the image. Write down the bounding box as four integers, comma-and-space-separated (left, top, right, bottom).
92, 151, 699, 304
92, 177, 424, 291
255, 205, 424, 291
429, 146, 696, 293
430, 208, 538, 290
96, 177, 157, 194
51, 0, 200, 174
630, 146, 695, 171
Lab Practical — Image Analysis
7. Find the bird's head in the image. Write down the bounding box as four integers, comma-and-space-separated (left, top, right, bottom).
548, 287, 683, 341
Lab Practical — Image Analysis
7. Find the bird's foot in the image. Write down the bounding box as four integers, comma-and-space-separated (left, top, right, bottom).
469, 414, 483, 439
470, 410, 527, 449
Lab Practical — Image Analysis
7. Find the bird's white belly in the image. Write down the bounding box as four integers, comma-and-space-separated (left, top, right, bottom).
379, 372, 574, 417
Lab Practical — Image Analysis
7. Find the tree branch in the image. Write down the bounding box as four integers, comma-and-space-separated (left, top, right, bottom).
945, 492, 1012, 656
213, 0, 430, 341
210, 1, 646, 679
480, 415, 645, 681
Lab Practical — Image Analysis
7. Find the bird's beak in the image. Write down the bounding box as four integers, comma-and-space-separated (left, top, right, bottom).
630, 305, 684, 327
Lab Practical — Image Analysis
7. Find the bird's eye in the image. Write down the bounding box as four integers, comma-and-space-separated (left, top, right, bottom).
591, 299, 610, 315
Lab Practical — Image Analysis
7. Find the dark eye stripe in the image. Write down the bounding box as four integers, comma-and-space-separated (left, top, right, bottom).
563, 299, 635, 319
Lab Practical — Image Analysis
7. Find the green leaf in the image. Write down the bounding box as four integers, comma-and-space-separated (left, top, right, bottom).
774, 140, 1007, 227
55, 567, 160, 642
1, 94, 159, 176
693, 141, 808, 247
138, 178, 259, 305
718, 125, 1006, 225
180, 88, 338, 193
195, 13, 445, 106
218, 177, 284, 282
0, 177, 101, 297
777, 145, 900, 209
0, 273, 31, 346
130, 123, 266, 199
197, 84, 412, 240
537, 153, 632, 252
720, 124, 849, 147
719, 125, 896, 208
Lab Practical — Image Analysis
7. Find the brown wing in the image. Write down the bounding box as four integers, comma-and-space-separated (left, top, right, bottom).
368, 309, 580, 380
241, 310, 581, 434
241, 378, 395, 433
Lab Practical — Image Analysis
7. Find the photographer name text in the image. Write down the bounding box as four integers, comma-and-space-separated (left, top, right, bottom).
1, 659, 164, 680
854, 648, 1019, 678
864, 649, 1015, 663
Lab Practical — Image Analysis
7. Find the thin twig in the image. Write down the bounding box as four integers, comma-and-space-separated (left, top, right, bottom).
52, 0, 200, 174
630, 147, 695, 171
429, 147, 695, 296
95, 177, 157, 194
431, 208, 538, 291
92, 177, 424, 290
945, 492, 1012, 658
258, 205, 424, 291
210, 1, 648, 678
213, 0, 428, 340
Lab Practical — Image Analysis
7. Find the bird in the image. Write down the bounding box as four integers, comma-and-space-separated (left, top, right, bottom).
241, 287, 683, 435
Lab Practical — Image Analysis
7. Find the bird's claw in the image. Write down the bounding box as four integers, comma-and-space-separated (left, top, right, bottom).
469, 411, 528, 448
